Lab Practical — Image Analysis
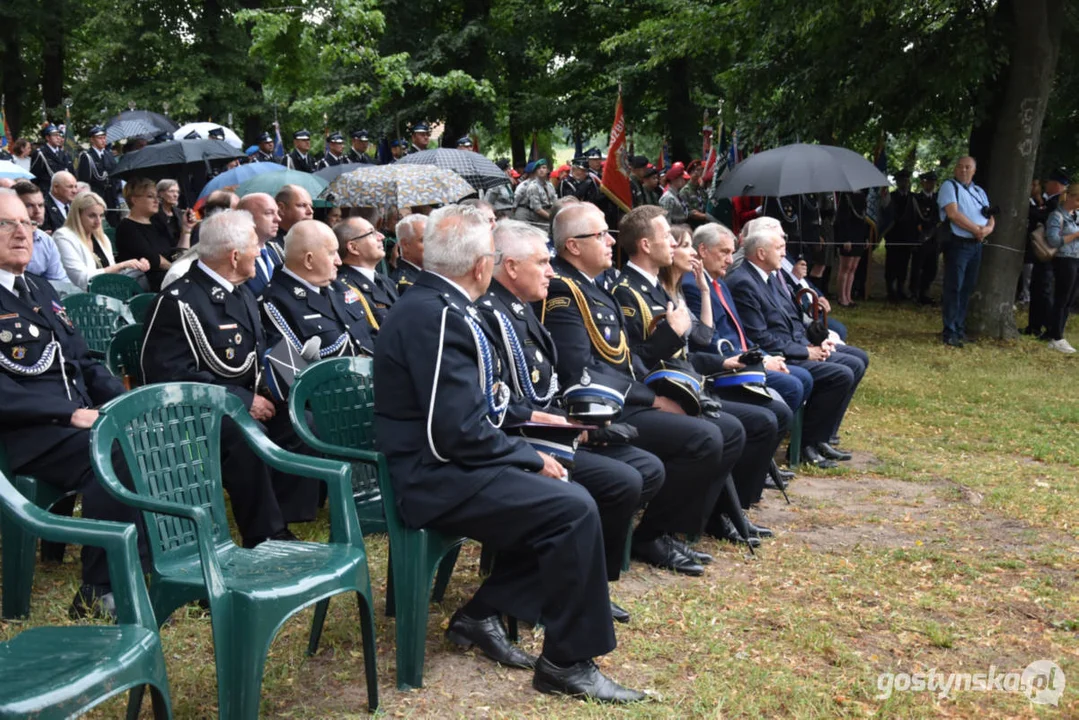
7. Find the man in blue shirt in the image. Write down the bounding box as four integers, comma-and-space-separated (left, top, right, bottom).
14, 180, 71, 283
937, 156, 995, 347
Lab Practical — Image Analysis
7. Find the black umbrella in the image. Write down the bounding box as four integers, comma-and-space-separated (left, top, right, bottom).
112, 139, 245, 181
715, 143, 889, 199
395, 148, 509, 191
104, 110, 179, 144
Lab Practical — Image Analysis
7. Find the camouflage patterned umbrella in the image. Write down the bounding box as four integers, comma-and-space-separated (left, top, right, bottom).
321, 164, 477, 210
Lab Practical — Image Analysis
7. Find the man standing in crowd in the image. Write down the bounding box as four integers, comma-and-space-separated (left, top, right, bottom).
559, 156, 600, 204
284, 130, 315, 173
348, 130, 375, 164
938, 156, 994, 347
335, 215, 397, 331
885, 169, 919, 302
908, 171, 940, 304
373, 204, 645, 703
659, 163, 690, 225
315, 132, 350, 170
30, 125, 74, 192
679, 160, 711, 227
514, 158, 557, 226
408, 122, 432, 154
76, 126, 121, 221
253, 132, 277, 163
1026, 167, 1069, 337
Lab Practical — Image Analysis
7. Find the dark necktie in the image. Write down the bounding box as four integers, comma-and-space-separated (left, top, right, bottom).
13, 276, 31, 303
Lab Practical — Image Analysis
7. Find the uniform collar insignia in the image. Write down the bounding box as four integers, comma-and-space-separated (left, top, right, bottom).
293, 286, 307, 298
210, 286, 225, 302
511, 301, 525, 316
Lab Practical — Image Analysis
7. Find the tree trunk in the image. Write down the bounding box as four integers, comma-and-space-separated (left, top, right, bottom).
40, 0, 65, 111
666, 58, 694, 162
509, 107, 525, 168
0, 19, 25, 137
968, 0, 1061, 339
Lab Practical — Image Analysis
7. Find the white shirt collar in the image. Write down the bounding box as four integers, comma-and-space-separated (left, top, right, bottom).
351, 265, 376, 282
429, 271, 473, 303
197, 260, 235, 293
281, 266, 323, 294
0, 268, 17, 293
50, 194, 68, 215
626, 260, 659, 288
748, 260, 771, 283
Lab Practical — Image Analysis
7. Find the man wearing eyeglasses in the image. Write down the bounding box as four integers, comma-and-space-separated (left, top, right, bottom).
335, 216, 397, 332
13, 180, 70, 283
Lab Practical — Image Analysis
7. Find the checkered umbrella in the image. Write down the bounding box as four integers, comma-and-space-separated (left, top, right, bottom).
395, 148, 509, 191
321, 164, 476, 210
104, 110, 179, 144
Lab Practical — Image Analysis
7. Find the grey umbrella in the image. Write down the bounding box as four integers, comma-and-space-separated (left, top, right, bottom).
104, 110, 180, 144
715, 143, 889, 199
395, 148, 509, 191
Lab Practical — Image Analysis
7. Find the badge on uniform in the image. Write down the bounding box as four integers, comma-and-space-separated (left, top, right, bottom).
0, 331, 10, 342
603, 327, 612, 340
466, 306, 479, 318
534, 348, 543, 363
12, 346, 26, 360
531, 367, 541, 383
211, 286, 225, 302
511, 301, 525, 316
50, 301, 73, 328
293, 286, 307, 299
361, 283, 370, 291
28, 325, 39, 338
235, 333, 243, 344
343, 289, 359, 304
225, 348, 235, 359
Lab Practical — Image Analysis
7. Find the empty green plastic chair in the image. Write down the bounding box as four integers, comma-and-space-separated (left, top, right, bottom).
90, 382, 378, 718
0, 467, 172, 719
62, 293, 134, 358
127, 293, 158, 323
288, 357, 465, 690
106, 323, 145, 388
89, 273, 144, 301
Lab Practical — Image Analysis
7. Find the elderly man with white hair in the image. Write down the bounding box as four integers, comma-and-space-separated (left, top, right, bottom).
390, 212, 426, 294
141, 210, 315, 545
41, 170, 79, 234
374, 205, 645, 704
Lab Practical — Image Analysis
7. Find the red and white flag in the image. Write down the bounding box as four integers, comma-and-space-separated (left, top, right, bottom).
600, 89, 633, 212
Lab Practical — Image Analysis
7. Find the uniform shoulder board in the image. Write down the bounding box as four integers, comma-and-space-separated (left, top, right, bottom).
544, 296, 571, 312
622, 306, 636, 317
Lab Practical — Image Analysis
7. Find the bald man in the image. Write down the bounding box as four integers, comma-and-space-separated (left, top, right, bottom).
41, 171, 78, 234
275, 184, 314, 240
260, 220, 376, 398
239, 192, 285, 295
335, 216, 397, 331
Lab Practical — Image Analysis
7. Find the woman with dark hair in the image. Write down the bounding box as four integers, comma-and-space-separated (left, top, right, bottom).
10, 138, 32, 171
116, 177, 192, 291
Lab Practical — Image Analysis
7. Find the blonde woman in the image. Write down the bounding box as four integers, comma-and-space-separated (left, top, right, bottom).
53, 191, 150, 290
118, 178, 191, 290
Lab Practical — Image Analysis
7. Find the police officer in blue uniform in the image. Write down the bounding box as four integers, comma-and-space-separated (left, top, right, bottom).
76, 125, 121, 221
348, 130, 376, 165
335, 216, 397, 332
252, 132, 277, 163
284, 130, 315, 173
373, 204, 645, 703
315, 132, 350, 171
30, 125, 75, 193
407, 122, 432, 155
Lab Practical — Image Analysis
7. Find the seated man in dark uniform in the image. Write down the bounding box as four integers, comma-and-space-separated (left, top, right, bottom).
141, 209, 319, 541
478, 219, 665, 624
0, 190, 137, 617
334, 215, 397, 332
374, 204, 644, 703
390, 213, 425, 294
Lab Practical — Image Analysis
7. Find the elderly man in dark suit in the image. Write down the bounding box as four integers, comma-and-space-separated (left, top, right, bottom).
373, 204, 644, 703
726, 217, 866, 468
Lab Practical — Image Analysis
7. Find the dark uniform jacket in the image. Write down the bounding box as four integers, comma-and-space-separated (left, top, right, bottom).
889, 190, 923, 244
0, 273, 124, 469
337, 264, 398, 331
41, 194, 68, 235
725, 261, 812, 361
539, 256, 655, 408
252, 150, 277, 163
314, 152, 350, 171
612, 265, 689, 371
141, 263, 266, 409
284, 150, 314, 173
372, 271, 543, 528
76, 147, 121, 209
260, 269, 374, 359
390, 258, 422, 296
558, 175, 600, 204
347, 149, 375, 165
30, 145, 74, 192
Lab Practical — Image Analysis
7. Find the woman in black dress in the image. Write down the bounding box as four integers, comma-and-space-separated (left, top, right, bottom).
834, 191, 869, 307
116, 178, 193, 291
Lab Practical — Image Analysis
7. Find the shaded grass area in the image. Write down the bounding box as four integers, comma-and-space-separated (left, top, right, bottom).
1, 299, 1077, 718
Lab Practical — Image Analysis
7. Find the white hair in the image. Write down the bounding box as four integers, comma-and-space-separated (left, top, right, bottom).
742, 217, 783, 258
197, 210, 256, 260
493, 220, 547, 275
423, 205, 492, 277
395, 213, 427, 245
743, 215, 782, 239
50, 171, 75, 191
693, 222, 737, 251
156, 179, 179, 193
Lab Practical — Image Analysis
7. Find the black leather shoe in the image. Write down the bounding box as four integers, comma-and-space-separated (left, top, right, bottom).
802, 446, 838, 468
710, 515, 761, 548
763, 476, 782, 490
610, 601, 630, 624
69, 584, 117, 621
669, 538, 713, 565
828, 434, 841, 447
775, 466, 796, 481
630, 536, 704, 576
816, 442, 852, 461
746, 521, 774, 538
533, 657, 646, 703
446, 610, 537, 669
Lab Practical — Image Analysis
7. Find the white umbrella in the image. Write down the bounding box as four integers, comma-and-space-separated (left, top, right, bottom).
0, 160, 34, 180
172, 122, 243, 149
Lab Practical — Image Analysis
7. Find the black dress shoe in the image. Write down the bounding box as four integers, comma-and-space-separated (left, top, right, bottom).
446, 610, 537, 669
610, 601, 630, 624
775, 466, 796, 481
746, 521, 774, 538
828, 434, 841, 447
669, 538, 713, 565
816, 442, 852, 461
630, 536, 704, 576
69, 584, 117, 621
763, 476, 782, 490
802, 445, 838, 468
709, 514, 761, 548
533, 657, 646, 703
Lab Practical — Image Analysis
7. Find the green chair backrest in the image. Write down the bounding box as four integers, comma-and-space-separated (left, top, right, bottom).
89, 273, 143, 302
106, 323, 145, 387
126, 293, 158, 323
93, 383, 234, 563
62, 293, 134, 356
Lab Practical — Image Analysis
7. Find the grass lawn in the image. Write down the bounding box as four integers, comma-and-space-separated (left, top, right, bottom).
2, 299, 1077, 718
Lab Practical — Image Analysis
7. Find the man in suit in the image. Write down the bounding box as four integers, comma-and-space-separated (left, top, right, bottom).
315, 132, 350, 171
727, 218, 865, 467
141, 209, 318, 540
406, 122, 431, 155
284, 129, 315, 173
335, 216, 396, 332
542, 202, 748, 565
30, 125, 74, 192
237, 192, 284, 296
479, 219, 666, 623
41, 171, 78, 235
252, 132, 277, 163
76, 126, 121, 223
347, 129, 376, 164
260, 220, 374, 397
373, 204, 644, 703
390, 213, 425, 295
909, 171, 940, 304
0, 191, 137, 616
683, 222, 810, 415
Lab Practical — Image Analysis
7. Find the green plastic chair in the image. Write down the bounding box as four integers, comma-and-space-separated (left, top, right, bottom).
89, 273, 144, 301
0, 467, 172, 719
62, 293, 135, 358
106, 323, 145, 388
90, 382, 379, 718
288, 357, 465, 690
127, 293, 158, 323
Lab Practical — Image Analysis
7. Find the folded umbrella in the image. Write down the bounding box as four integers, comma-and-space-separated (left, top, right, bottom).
236, 168, 327, 200
395, 148, 510, 191
321, 164, 476, 210
715, 143, 890, 199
